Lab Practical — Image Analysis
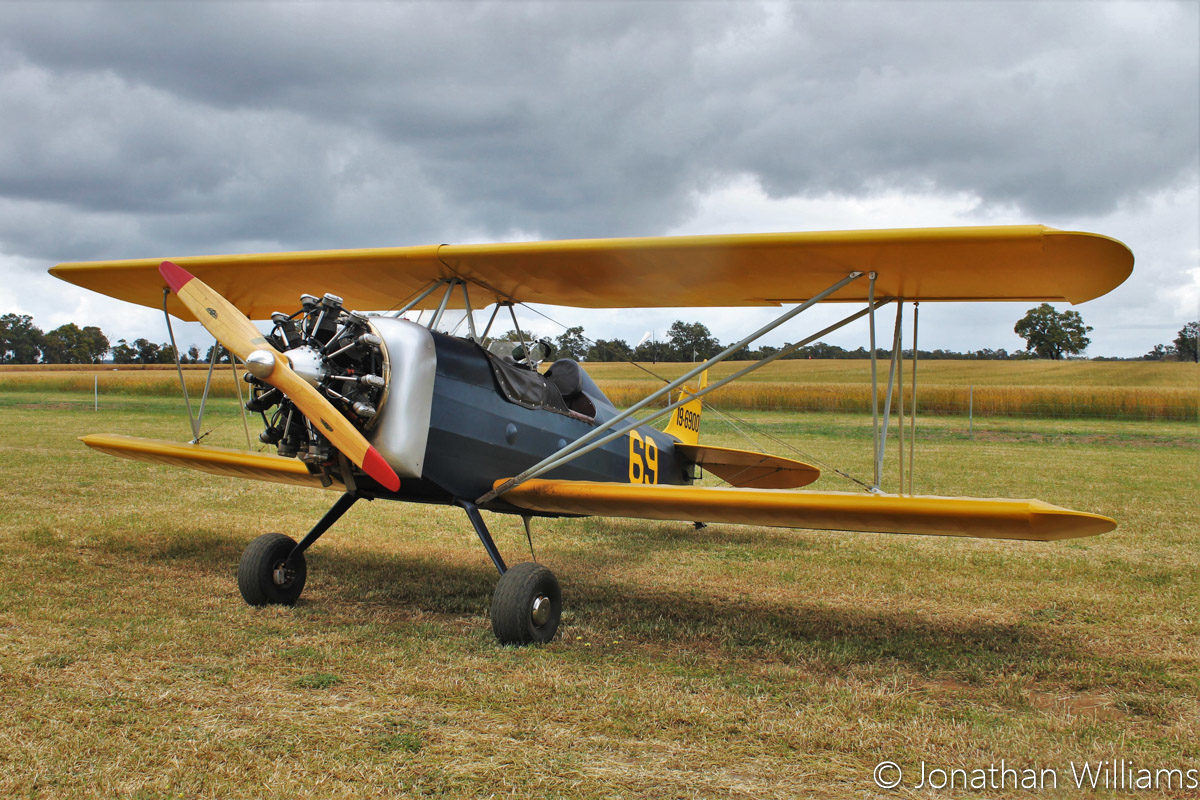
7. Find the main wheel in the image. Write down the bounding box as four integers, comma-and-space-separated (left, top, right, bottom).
490, 562, 562, 645
238, 533, 307, 606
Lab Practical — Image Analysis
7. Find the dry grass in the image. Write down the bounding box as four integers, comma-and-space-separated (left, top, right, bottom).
0, 364, 246, 398
3, 360, 1197, 421
0, 389, 1197, 798
602, 381, 1198, 421
581, 358, 1200, 387
591, 360, 1199, 421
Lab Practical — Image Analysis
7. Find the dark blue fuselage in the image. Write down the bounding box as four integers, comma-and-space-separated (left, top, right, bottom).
418, 333, 689, 511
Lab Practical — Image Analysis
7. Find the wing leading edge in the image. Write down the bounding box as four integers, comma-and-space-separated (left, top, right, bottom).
81, 434, 340, 490
498, 479, 1115, 541
50, 226, 1133, 321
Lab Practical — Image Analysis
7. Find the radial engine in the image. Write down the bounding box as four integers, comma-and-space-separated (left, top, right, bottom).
243, 293, 435, 485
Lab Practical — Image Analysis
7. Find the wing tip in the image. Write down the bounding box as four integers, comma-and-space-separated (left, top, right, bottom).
1032, 508, 1117, 540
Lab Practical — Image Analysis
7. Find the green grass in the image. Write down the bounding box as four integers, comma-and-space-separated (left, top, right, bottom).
0, 390, 1196, 798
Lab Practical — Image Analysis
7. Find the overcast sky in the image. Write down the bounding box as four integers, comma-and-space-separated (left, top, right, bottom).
1, 0, 1196, 358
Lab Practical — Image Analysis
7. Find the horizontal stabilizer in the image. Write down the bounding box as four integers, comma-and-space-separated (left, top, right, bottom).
675, 443, 820, 489
498, 480, 1115, 541
81, 434, 339, 490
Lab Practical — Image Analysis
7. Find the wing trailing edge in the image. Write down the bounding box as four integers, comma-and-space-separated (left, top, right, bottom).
497, 479, 1115, 541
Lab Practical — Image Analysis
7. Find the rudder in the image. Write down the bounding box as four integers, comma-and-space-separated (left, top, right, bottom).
664, 370, 706, 445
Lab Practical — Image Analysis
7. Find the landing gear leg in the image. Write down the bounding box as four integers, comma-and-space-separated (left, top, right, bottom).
238, 491, 361, 607
457, 500, 562, 645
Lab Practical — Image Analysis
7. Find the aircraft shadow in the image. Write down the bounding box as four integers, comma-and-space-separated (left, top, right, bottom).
125, 529, 1082, 673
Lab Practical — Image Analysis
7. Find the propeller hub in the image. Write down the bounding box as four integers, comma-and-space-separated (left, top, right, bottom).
284, 345, 329, 387
245, 349, 276, 380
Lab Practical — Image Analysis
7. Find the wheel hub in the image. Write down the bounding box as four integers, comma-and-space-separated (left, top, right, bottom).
272, 562, 294, 587
531, 594, 552, 627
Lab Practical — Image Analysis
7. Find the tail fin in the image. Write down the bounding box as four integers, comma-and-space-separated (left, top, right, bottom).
664, 370, 706, 445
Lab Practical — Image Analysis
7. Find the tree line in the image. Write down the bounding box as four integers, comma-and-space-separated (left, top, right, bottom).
1143, 320, 1199, 363
3, 309, 1197, 364
548, 310, 1198, 363
0, 312, 228, 365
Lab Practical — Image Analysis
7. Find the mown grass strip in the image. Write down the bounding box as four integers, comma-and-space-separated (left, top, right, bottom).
0, 391, 1195, 797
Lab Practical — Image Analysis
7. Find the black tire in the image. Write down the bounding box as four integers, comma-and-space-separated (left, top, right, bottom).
238, 533, 306, 606
490, 562, 562, 645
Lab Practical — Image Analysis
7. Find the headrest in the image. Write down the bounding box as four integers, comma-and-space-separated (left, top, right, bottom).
544, 359, 583, 399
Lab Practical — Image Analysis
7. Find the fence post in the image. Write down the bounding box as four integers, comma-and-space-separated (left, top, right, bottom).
968, 385, 973, 438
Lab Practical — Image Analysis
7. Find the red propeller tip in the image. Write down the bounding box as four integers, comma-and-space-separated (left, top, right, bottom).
158, 260, 194, 294
362, 446, 400, 492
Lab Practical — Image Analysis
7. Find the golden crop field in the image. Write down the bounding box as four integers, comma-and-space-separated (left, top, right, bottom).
3, 360, 1196, 421
0, 388, 1196, 798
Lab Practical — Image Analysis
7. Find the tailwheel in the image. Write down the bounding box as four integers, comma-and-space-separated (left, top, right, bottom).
490, 562, 562, 645
238, 532, 307, 606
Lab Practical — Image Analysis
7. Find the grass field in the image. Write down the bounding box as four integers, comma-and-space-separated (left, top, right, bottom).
0, 388, 1196, 798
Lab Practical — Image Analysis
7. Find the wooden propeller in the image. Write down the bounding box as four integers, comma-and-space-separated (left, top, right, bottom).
159, 260, 400, 492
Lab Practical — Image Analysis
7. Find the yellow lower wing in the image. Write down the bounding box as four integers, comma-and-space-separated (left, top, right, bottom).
498, 480, 1115, 541
81, 434, 339, 490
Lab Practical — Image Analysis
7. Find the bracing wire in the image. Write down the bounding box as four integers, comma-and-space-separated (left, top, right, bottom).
515, 299, 875, 492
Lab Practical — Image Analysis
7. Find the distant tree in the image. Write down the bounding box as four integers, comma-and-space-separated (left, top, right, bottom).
0, 313, 44, 363
111, 339, 136, 363
81, 325, 110, 363
802, 341, 853, 359
1013, 303, 1092, 359
633, 338, 662, 363
41, 323, 109, 364
187, 345, 201, 363
1143, 343, 1174, 361
554, 326, 588, 361
586, 338, 634, 362
1173, 321, 1198, 363
203, 344, 231, 364
731, 343, 780, 360
131, 338, 161, 364
666, 320, 720, 361
156, 344, 177, 364
491, 329, 530, 344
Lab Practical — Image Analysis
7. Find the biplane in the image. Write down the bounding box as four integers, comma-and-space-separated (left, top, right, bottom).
50, 226, 1133, 644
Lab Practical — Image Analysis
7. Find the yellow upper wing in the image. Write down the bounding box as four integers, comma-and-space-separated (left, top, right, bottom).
50, 226, 1132, 321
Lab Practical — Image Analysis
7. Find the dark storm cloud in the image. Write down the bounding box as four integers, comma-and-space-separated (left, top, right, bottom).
0, 0, 1195, 265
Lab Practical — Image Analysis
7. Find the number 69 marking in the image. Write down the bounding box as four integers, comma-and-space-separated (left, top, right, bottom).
628, 430, 659, 484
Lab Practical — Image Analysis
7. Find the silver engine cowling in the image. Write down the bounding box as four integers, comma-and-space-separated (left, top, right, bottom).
245, 295, 435, 483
